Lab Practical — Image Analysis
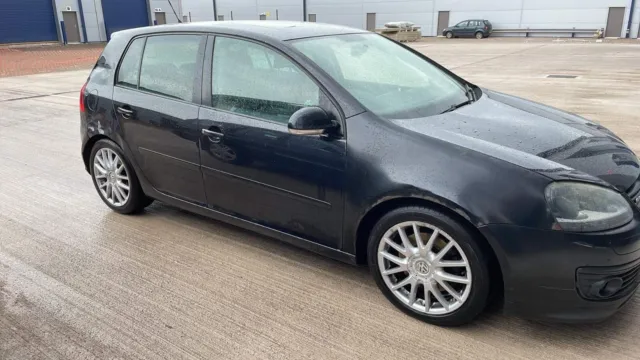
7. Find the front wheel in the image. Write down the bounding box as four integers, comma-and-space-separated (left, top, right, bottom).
367, 206, 490, 326
90, 139, 153, 214
475, 32, 484, 39
445, 32, 453, 39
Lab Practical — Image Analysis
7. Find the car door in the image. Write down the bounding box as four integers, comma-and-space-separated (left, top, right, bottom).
463, 21, 477, 37
471, 20, 482, 35
198, 35, 346, 248
453, 21, 468, 37
112, 34, 207, 204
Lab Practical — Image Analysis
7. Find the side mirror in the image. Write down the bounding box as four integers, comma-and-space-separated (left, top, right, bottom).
288, 107, 338, 136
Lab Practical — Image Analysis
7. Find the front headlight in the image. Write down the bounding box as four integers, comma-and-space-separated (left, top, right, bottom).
545, 182, 633, 232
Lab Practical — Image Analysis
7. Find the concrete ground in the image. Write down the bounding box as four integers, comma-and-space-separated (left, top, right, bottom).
1, 39, 640, 360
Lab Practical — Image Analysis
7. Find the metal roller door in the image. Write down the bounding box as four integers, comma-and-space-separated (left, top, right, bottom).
102, 0, 150, 40
0, 0, 58, 44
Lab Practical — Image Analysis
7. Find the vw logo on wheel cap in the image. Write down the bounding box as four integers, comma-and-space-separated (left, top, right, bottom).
414, 260, 430, 275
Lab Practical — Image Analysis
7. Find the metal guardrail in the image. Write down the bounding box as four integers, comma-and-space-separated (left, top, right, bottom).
491, 28, 599, 38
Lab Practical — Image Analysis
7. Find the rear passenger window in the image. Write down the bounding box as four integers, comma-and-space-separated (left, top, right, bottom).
139, 35, 201, 102
116, 38, 145, 89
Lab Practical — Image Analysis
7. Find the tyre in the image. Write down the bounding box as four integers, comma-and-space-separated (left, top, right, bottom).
90, 139, 153, 214
475, 32, 484, 39
367, 206, 490, 326
445, 32, 453, 39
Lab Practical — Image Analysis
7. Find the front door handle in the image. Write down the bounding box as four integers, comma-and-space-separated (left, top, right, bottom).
202, 128, 224, 143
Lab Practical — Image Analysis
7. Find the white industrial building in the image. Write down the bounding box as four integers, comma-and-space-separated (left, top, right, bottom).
1, 0, 638, 44
200, 0, 640, 38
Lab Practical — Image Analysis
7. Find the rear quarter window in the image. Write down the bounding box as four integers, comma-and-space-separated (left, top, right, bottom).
116, 37, 145, 89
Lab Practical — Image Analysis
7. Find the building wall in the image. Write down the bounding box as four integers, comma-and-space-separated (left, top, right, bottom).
433, 0, 632, 37
631, 2, 640, 37
79, 0, 107, 42
56, 0, 150, 42
39, 0, 640, 43
213, 0, 303, 21
307, 0, 434, 31
55, 0, 85, 42
150, 0, 184, 24
181, 0, 215, 22
207, 0, 638, 38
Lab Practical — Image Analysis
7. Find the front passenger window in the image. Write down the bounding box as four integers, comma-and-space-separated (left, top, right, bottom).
211, 37, 320, 124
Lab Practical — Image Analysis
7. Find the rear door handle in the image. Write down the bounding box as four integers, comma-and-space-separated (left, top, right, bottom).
202, 128, 224, 137
117, 106, 134, 117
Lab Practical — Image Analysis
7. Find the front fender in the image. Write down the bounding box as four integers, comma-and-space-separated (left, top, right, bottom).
341, 112, 555, 255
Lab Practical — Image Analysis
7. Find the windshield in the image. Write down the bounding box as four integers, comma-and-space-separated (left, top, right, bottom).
291, 33, 470, 119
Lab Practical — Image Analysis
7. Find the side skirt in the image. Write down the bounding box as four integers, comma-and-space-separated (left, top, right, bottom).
143, 186, 357, 265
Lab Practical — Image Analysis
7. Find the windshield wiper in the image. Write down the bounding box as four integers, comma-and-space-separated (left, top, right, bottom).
440, 99, 473, 114
440, 84, 476, 114
464, 83, 476, 101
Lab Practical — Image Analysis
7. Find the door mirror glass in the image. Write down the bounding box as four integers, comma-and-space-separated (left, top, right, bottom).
288, 107, 337, 135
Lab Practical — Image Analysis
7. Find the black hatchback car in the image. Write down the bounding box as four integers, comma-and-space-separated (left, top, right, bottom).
81, 21, 640, 326
443, 19, 492, 39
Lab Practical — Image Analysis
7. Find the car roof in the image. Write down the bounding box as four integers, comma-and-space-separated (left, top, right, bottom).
114, 21, 368, 41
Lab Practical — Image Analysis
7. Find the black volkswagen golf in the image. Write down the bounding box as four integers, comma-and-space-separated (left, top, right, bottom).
81, 21, 640, 326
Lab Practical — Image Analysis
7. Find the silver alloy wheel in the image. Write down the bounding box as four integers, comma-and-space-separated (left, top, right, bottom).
93, 148, 131, 207
377, 221, 472, 315
475, 32, 483, 39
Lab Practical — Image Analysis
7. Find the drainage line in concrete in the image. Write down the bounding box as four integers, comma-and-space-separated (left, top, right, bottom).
1, 91, 78, 103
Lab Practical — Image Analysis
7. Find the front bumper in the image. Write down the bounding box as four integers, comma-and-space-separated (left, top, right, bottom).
480, 218, 640, 323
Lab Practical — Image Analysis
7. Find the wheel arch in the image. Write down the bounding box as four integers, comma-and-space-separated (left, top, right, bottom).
83, 134, 112, 173
354, 196, 504, 296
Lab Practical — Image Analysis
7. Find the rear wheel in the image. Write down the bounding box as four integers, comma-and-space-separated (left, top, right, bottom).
368, 206, 490, 326
475, 31, 484, 39
90, 139, 153, 214
445, 32, 453, 39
